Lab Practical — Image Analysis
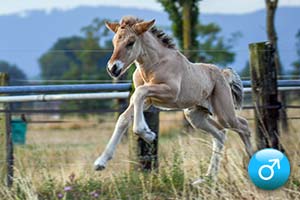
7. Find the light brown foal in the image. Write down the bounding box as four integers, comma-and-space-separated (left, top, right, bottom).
94, 16, 253, 185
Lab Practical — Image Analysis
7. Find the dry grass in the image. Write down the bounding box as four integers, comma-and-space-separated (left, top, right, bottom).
0, 111, 300, 199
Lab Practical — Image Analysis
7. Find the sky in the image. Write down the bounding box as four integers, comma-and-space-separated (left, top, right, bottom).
1, 0, 300, 16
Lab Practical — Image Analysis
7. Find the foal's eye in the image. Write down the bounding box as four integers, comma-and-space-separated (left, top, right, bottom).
126, 41, 135, 48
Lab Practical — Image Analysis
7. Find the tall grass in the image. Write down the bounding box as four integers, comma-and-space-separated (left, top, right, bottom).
0, 112, 300, 199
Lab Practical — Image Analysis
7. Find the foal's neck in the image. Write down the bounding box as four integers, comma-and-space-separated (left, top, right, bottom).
135, 32, 167, 71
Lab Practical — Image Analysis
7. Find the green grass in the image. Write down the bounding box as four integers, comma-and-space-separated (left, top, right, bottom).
1, 112, 300, 199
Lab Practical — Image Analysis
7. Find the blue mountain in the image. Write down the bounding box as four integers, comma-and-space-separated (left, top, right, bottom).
0, 6, 299, 78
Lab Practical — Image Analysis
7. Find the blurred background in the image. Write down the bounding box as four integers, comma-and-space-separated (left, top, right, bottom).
1, 0, 300, 81
0, 1, 300, 199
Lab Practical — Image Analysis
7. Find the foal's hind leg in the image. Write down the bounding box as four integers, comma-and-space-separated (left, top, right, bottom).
235, 116, 253, 156
211, 79, 253, 157
184, 107, 226, 184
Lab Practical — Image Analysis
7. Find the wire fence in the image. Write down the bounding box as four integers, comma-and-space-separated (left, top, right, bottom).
11, 77, 300, 84
1, 104, 299, 123
1, 48, 299, 52
10, 79, 133, 84
1, 79, 299, 124
240, 75, 300, 80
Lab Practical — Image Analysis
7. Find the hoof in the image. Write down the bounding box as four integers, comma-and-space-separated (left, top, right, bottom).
94, 164, 106, 171
191, 176, 214, 187
94, 156, 109, 171
134, 126, 156, 144
192, 178, 205, 186
142, 131, 156, 144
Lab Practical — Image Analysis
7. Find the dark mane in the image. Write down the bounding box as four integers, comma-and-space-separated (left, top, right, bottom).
149, 26, 176, 49
120, 16, 176, 49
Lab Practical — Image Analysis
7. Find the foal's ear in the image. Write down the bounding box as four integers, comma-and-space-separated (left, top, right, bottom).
105, 22, 120, 33
133, 19, 155, 35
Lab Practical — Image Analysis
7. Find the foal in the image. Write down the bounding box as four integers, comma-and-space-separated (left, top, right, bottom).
94, 16, 253, 184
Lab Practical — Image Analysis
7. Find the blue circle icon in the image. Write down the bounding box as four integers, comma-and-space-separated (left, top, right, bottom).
248, 148, 290, 190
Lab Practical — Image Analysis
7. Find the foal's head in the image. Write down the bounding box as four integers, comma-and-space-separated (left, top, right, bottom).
105, 16, 155, 78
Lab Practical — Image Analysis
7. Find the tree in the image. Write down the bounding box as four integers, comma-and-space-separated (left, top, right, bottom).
39, 19, 114, 112
266, 0, 281, 73
157, 0, 237, 66
39, 36, 85, 80
79, 18, 112, 80
265, 0, 289, 133
39, 36, 111, 81
0, 60, 27, 85
240, 61, 250, 79
292, 30, 300, 78
197, 24, 239, 66
39, 19, 113, 81
158, 0, 199, 61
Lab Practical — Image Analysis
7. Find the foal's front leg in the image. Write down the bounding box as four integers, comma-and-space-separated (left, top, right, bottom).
94, 105, 133, 170
94, 84, 173, 170
132, 84, 174, 143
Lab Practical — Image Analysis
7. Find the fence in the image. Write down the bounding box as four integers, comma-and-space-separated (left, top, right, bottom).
1, 77, 299, 186
1, 42, 300, 187
0, 77, 163, 187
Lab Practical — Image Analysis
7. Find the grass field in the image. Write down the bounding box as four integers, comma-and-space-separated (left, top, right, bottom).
0, 110, 300, 199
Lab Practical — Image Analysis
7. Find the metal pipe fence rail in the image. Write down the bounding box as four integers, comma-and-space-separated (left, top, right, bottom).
0, 78, 299, 188
0, 80, 299, 103
0, 83, 132, 94
0, 80, 300, 92
242, 79, 300, 87
0, 92, 130, 103
0, 86, 298, 102
0, 83, 132, 103
0, 80, 133, 187
0, 80, 299, 95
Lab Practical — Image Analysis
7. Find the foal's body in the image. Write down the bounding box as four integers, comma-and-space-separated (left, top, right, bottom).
94, 16, 253, 184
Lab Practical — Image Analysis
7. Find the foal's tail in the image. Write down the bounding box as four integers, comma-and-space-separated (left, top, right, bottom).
222, 68, 243, 110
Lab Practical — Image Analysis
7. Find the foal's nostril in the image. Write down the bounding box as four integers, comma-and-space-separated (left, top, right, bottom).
107, 63, 121, 77
111, 64, 118, 74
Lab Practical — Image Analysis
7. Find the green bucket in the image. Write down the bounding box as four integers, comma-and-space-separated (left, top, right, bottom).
11, 119, 27, 144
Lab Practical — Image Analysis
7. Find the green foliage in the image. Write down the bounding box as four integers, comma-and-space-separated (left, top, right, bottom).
240, 61, 250, 79
39, 36, 83, 80
157, 0, 238, 66
39, 35, 110, 81
197, 24, 240, 66
158, 0, 200, 61
39, 19, 114, 112
2, 151, 192, 200
39, 18, 115, 82
0, 60, 27, 85
292, 30, 300, 78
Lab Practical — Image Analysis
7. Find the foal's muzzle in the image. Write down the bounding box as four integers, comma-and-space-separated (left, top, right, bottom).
107, 61, 124, 78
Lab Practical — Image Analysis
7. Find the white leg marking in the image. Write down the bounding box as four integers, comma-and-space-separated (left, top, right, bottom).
132, 87, 156, 143
133, 116, 156, 143
94, 106, 133, 171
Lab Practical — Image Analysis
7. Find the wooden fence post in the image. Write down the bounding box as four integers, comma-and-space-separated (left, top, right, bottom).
0, 73, 13, 187
249, 42, 283, 151
130, 106, 159, 171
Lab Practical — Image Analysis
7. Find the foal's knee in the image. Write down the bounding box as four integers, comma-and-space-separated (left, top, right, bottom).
238, 117, 248, 126
133, 126, 147, 135
222, 117, 239, 130
117, 113, 131, 130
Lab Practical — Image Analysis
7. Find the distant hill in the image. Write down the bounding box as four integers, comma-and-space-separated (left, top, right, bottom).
0, 6, 299, 78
